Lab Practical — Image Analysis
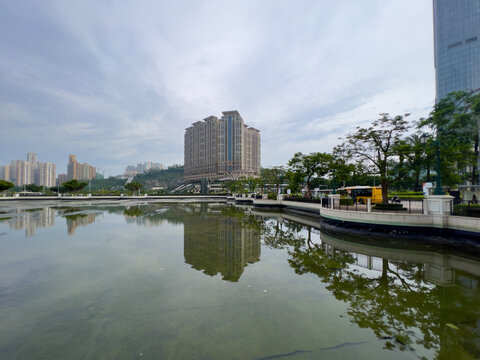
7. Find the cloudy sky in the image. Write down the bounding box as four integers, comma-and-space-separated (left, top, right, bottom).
0, 0, 435, 176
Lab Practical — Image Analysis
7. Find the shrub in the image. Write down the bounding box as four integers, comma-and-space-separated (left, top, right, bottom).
267, 192, 277, 200
373, 203, 407, 211
340, 198, 354, 205
284, 195, 320, 203
388, 193, 424, 200
453, 204, 480, 218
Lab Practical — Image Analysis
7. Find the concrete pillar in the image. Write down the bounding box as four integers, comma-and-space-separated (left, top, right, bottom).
367, 198, 372, 213
425, 195, 454, 215
328, 194, 341, 209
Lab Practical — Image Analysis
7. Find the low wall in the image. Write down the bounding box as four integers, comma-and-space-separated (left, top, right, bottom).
320, 207, 480, 236
253, 199, 320, 217
253, 198, 480, 236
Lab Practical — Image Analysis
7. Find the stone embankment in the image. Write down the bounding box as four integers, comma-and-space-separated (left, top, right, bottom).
251, 195, 480, 237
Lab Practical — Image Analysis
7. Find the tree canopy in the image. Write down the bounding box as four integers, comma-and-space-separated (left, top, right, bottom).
287, 152, 333, 195
125, 181, 143, 194
419, 91, 480, 186
62, 179, 88, 194
0, 180, 14, 193
335, 113, 411, 202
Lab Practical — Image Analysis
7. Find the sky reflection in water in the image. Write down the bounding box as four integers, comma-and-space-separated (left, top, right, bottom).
0, 202, 479, 360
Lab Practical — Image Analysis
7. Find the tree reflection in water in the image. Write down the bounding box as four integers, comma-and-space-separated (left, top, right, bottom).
261, 220, 480, 360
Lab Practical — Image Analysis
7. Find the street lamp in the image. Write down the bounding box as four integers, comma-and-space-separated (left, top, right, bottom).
420, 132, 444, 195
420, 133, 428, 146
332, 170, 336, 195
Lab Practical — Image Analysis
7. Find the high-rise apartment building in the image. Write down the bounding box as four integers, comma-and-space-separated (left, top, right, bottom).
0, 164, 11, 182
6, 153, 57, 187
67, 154, 96, 180
34, 162, 56, 187
433, 0, 480, 102
184, 111, 261, 183
57, 173, 68, 186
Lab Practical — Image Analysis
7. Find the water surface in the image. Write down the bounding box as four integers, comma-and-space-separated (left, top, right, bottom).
0, 201, 479, 360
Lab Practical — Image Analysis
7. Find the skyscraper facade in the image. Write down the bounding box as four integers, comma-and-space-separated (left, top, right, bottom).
433, 0, 480, 102
184, 111, 261, 183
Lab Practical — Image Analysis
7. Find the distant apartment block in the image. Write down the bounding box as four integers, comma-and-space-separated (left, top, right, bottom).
57, 173, 68, 186
184, 110, 261, 183
67, 154, 96, 181
124, 162, 163, 176
1, 153, 56, 187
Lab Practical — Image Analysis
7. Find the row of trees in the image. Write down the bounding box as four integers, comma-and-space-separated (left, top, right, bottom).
0, 179, 144, 195
254, 91, 480, 203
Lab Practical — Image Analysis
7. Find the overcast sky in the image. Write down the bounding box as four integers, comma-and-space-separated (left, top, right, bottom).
0, 0, 435, 176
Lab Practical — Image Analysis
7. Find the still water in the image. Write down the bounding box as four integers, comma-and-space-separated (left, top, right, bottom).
0, 201, 479, 360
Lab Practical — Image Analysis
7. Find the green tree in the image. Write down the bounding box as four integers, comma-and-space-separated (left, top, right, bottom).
223, 180, 242, 194
336, 113, 411, 203
25, 184, 43, 193
261, 166, 286, 195
50, 186, 67, 194
0, 180, 14, 193
62, 179, 88, 194
287, 152, 333, 196
125, 181, 143, 195
419, 91, 480, 186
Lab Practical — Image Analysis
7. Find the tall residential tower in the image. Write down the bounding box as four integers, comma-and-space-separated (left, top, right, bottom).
433, 0, 480, 102
184, 111, 261, 183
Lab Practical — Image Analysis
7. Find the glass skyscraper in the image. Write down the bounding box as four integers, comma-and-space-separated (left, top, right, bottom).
433, 0, 480, 102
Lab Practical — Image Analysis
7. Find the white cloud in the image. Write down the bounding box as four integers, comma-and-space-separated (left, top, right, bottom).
0, 0, 435, 175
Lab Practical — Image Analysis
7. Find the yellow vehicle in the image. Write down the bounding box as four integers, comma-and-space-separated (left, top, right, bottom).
342, 186, 383, 204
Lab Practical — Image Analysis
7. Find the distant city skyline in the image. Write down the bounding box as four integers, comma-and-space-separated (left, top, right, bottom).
0, 1, 435, 175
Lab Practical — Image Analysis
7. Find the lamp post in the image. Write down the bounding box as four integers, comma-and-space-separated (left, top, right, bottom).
420, 128, 445, 195
434, 127, 445, 195
420, 133, 429, 184
420, 132, 444, 195
332, 170, 336, 195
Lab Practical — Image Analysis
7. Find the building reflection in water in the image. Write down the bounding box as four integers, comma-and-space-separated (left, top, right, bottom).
8, 208, 56, 237
183, 205, 261, 282
65, 212, 98, 235
257, 211, 480, 359
2, 206, 103, 236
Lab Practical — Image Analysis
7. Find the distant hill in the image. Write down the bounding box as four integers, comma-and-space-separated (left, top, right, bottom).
133, 166, 184, 190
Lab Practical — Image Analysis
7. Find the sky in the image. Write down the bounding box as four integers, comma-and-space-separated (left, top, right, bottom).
0, 0, 435, 176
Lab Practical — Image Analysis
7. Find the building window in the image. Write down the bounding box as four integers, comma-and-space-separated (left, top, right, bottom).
466, 36, 478, 43
447, 41, 462, 49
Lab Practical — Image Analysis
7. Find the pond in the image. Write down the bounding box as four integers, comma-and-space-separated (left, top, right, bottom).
0, 201, 479, 360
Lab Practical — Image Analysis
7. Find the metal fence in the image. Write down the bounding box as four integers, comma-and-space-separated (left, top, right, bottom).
452, 200, 480, 218
322, 198, 425, 214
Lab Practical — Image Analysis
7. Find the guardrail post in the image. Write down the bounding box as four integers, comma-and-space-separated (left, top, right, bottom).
328, 194, 341, 210
367, 198, 372, 213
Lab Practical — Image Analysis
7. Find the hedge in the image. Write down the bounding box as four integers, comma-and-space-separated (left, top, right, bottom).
284, 196, 320, 203
340, 198, 354, 205
373, 203, 407, 211
453, 204, 480, 218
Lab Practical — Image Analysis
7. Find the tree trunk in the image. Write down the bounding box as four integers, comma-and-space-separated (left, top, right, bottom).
414, 171, 420, 192
381, 179, 388, 204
